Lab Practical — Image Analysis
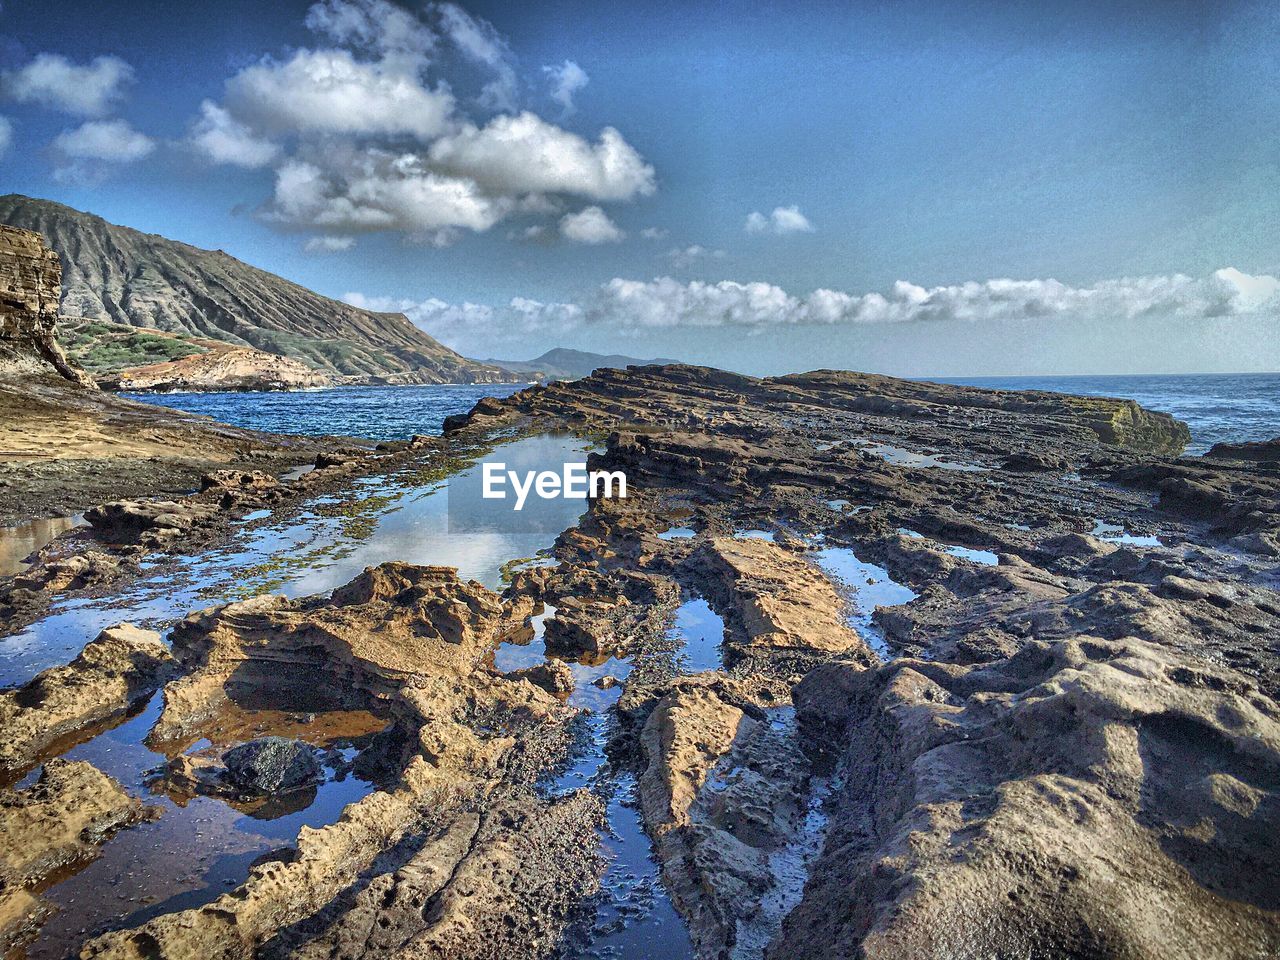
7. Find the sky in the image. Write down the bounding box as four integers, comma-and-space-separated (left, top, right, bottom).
1, 0, 1278, 376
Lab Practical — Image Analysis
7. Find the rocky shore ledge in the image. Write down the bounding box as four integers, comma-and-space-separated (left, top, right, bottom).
0, 363, 1276, 959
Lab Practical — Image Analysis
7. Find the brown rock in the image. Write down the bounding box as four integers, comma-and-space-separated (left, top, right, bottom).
0, 759, 152, 953
0, 624, 172, 773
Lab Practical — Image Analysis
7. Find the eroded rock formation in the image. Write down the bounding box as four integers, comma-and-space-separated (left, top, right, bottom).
0, 759, 153, 953
0, 224, 94, 386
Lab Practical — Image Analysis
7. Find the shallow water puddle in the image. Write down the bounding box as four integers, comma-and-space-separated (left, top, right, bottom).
658, 525, 696, 540
5, 434, 594, 957
669, 597, 725, 674
734, 528, 775, 541
856, 441, 987, 472
0, 514, 86, 577
811, 546, 918, 658
18, 691, 385, 960
0, 434, 594, 689
899, 528, 999, 566
498, 598, 701, 956
1092, 519, 1161, 547
729, 707, 835, 960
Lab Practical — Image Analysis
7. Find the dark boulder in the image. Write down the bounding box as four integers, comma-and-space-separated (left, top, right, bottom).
223, 737, 321, 794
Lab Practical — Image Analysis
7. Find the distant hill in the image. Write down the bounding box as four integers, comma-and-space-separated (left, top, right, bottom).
486, 347, 681, 381
0, 194, 518, 385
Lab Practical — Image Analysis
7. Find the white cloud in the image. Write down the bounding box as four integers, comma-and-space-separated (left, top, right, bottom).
3, 53, 134, 117
666, 244, 727, 268
594, 277, 795, 328
189, 100, 280, 168
265, 153, 509, 241
343, 291, 582, 346
745, 204, 814, 236
0, 116, 11, 157
52, 119, 154, 161
338, 267, 1280, 353
583, 268, 1280, 330
640, 226, 668, 240
561, 205, 625, 244
305, 0, 437, 66
224, 48, 455, 141
191, 1, 654, 245
304, 234, 356, 253
428, 112, 655, 201
543, 59, 588, 115
433, 2, 518, 111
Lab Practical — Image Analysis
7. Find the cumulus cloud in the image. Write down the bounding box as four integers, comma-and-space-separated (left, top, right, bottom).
543, 59, 588, 115
52, 119, 154, 161
190, 101, 280, 168
192, 0, 652, 243
584, 268, 1280, 330
745, 204, 814, 236
640, 226, 669, 240
304, 234, 356, 253
666, 244, 727, 268
265, 153, 509, 244
224, 49, 455, 141
560, 205, 625, 244
0, 116, 11, 157
306, 0, 437, 65
344, 267, 1280, 351
3, 53, 134, 116
428, 112, 654, 202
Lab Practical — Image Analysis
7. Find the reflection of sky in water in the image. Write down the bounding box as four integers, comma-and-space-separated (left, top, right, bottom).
811, 546, 917, 658
1092, 519, 1161, 547
8, 434, 597, 957
22, 690, 380, 960
857, 441, 987, 472
898, 528, 998, 566
1, 434, 592, 689
670, 597, 724, 673
657, 526, 696, 540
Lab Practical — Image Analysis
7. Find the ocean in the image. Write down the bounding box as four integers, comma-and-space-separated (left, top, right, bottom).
124, 372, 1278, 456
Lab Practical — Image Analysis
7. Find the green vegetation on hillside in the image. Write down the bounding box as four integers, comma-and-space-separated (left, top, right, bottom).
62, 319, 207, 374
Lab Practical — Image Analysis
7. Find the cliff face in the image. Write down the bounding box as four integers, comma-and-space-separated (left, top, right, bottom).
0, 195, 521, 385
0, 224, 95, 387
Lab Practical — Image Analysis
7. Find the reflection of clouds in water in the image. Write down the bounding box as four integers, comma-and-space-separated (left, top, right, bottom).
287, 435, 592, 594
5, 435, 593, 688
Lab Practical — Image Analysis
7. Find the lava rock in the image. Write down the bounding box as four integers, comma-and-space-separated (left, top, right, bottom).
223, 737, 321, 794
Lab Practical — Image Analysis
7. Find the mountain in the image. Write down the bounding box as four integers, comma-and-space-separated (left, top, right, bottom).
485, 347, 681, 380
0, 195, 520, 385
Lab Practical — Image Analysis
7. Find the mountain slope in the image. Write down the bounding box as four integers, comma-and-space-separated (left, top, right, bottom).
485, 347, 681, 380
0, 195, 518, 384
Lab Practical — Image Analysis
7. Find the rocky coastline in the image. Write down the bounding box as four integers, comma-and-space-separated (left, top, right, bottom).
0, 356, 1276, 959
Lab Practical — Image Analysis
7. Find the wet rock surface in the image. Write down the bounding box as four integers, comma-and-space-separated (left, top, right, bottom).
223, 737, 323, 794
441, 364, 1279, 958
0, 624, 172, 775
4, 363, 1279, 959
0, 759, 153, 954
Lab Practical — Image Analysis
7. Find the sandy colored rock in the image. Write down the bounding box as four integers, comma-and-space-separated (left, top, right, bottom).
781, 635, 1280, 960
0, 759, 151, 953
0, 624, 171, 773
639, 681, 812, 959
83, 563, 578, 960
504, 659, 576, 695
108, 343, 332, 392
694, 536, 873, 665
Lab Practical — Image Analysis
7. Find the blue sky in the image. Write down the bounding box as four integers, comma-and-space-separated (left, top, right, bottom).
1, 0, 1278, 374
